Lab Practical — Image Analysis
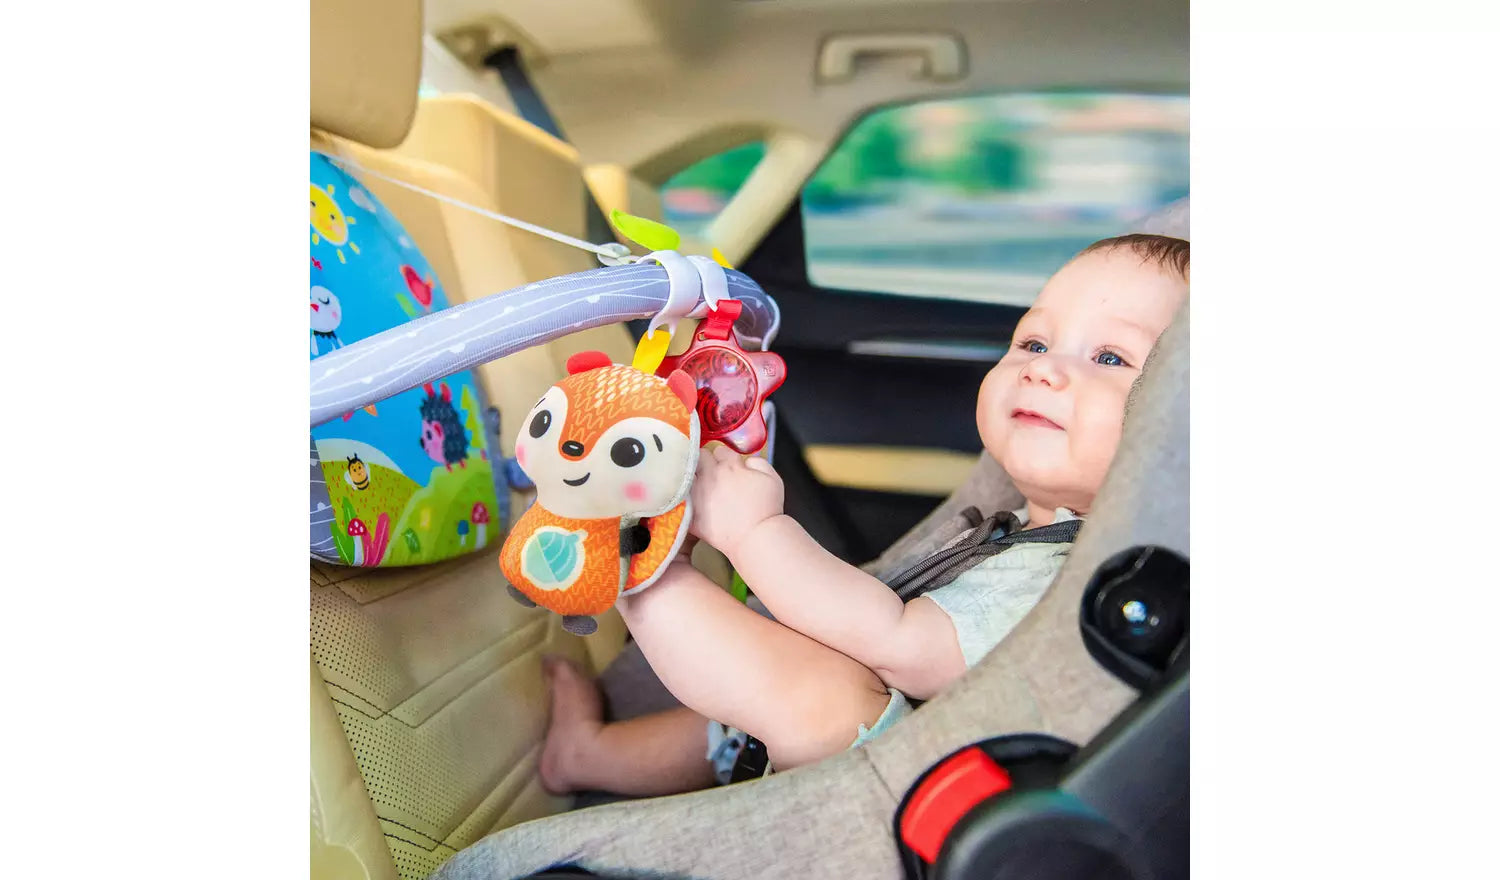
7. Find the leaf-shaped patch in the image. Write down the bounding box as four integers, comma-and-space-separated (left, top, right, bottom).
611, 210, 681, 252
330, 521, 354, 563
522, 528, 586, 586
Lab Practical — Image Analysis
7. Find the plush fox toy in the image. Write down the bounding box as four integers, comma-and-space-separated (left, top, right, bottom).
500, 351, 700, 634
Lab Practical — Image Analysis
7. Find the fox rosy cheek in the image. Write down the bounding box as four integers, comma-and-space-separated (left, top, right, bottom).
624, 482, 647, 502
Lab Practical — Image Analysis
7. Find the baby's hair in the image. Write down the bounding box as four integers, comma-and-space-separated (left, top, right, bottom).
1079, 233, 1189, 280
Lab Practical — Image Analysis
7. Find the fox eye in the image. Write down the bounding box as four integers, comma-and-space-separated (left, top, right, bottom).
610, 437, 645, 468
529, 410, 552, 438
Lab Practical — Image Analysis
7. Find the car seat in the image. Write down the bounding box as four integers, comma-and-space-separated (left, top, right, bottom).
424, 233, 1190, 878
310, 3, 637, 879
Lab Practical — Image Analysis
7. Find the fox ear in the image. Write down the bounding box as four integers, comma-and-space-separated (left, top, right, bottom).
566, 351, 613, 375
666, 370, 697, 410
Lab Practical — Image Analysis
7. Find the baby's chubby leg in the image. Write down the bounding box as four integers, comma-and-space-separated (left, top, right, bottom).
618, 554, 893, 769
538, 656, 717, 796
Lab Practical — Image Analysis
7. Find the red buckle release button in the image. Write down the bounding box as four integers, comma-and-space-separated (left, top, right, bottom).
899, 747, 1013, 864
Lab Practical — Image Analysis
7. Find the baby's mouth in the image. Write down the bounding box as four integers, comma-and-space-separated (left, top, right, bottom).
1011, 409, 1063, 430
563, 473, 591, 487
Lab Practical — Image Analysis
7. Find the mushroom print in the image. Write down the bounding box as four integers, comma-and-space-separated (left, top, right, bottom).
457, 519, 470, 548
347, 518, 369, 565
471, 503, 490, 550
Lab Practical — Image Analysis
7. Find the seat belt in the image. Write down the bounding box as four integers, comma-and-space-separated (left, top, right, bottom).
482, 46, 617, 248
888, 512, 1083, 602
483, 46, 565, 140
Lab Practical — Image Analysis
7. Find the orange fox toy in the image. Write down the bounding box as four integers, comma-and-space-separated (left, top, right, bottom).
499, 351, 700, 634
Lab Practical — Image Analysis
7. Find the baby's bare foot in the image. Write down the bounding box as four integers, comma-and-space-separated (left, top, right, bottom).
538, 656, 604, 794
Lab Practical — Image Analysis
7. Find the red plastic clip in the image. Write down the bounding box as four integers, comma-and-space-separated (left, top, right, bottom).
898, 747, 1013, 864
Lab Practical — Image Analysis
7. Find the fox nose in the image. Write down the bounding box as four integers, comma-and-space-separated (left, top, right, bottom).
561, 440, 585, 458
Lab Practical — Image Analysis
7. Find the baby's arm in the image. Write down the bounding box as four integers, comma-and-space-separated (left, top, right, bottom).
691, 447, 967, 700
616, 554, 894, 768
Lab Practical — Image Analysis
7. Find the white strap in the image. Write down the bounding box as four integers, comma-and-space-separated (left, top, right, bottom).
312, 147, 632, 265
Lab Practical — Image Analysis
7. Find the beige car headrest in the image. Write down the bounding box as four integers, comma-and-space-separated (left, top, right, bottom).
310, 0, 422, 148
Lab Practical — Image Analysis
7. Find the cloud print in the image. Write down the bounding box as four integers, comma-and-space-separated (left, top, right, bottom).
347, 186, 377, 214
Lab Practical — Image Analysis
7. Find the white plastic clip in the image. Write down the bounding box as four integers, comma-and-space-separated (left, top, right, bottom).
685, 255, 730, 313
642, 250, 704, 337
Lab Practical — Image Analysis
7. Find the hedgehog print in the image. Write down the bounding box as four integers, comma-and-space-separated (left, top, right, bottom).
419, 382, 470, 472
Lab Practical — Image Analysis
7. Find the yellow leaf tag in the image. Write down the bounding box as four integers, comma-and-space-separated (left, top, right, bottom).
632, 327, 672, 374
611, 210, 681, 252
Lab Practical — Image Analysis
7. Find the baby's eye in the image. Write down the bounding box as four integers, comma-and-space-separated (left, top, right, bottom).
1016, 339, 1047, 354
1095, 350, 1129, 367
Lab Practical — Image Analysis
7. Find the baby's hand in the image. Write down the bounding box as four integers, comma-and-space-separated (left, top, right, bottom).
689, 445, 784, 559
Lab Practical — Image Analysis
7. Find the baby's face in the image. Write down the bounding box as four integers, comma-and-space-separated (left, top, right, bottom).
976, 248, 1187, 514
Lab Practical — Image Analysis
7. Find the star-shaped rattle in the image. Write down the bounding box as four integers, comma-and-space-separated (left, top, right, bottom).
657, 299, 786, 455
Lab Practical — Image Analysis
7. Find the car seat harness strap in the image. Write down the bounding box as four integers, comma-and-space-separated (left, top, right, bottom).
889, 514, 1084, 602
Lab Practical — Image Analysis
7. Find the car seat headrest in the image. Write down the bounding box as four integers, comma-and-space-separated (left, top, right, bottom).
311, 0, 422, 148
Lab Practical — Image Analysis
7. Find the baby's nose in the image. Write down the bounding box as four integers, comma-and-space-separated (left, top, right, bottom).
1021, 354, 1069, 388
561, 440, 585, 458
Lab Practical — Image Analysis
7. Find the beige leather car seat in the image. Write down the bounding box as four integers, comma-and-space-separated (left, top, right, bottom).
310, 3, 629, 879
395, 92, 637, 368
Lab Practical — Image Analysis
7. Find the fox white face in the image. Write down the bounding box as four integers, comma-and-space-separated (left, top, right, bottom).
515, 385, 695, 520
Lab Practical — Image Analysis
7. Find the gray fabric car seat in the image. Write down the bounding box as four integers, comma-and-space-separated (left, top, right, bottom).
429, 281, 1190, 879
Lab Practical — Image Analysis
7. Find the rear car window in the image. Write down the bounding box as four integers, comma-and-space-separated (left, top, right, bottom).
802, 93, 1189, 306
661, 142, 767, 240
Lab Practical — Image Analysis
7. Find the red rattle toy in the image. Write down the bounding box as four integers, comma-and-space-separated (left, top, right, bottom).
657, 299, 785, 455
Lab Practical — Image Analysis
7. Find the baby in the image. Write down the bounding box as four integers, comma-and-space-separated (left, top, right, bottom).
538, 234, 1189, 796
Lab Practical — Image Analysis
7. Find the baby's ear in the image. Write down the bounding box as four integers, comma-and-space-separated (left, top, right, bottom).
666, 370, 697, 410
566, 351, 613, 375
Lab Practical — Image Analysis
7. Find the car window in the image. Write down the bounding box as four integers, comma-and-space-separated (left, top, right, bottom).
802, 93, 1188, 306
661, 142, 766, 240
